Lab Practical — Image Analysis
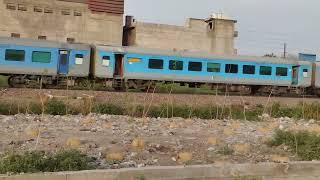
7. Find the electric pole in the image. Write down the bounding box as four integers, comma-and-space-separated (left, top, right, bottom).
283, 43, 287, 59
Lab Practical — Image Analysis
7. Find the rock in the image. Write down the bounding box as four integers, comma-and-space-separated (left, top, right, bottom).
207, 147, 215, 151
120, 161, 137, 168
171, 157, 177, 162
309, 119, 316, 124
138, 163, 146, 168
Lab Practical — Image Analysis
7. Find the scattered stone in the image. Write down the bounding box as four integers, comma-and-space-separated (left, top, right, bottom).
120, 161, 137, 168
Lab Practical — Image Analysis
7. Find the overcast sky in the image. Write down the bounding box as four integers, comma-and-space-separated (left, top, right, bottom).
125, 0, 320, 56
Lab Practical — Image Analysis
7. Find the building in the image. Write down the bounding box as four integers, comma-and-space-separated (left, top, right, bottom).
0, 0, 124, 45
123, 13, 238, 55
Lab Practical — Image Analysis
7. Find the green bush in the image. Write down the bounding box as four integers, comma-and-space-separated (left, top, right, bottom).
45, 99, 67, 115
50, 150, 92, 172
0, 150, 92, 174
0, 151, 49, 174
93, 103, 124, 115
268, 130, 320, 161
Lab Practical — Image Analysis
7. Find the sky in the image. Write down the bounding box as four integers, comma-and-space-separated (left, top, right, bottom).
125, 0, 320, 56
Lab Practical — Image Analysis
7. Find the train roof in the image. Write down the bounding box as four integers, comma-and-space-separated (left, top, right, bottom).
0, 37, 90, 50
95, 44, 311, 65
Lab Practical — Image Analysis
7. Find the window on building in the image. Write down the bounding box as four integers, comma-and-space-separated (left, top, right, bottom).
44, 8, 53, 14
38, 36, 47, 40
207, 63, 220, 72
32, 51, 51, 63
6, 3, 16, 10
169, 60, 183, 70
5, 49, 25, 61
243, 65, 256, 74
74, 11, 82, 16
149, 59, 163, 69
260, 66, 272, 75
11, 33, 20, 38
61, 9, 71, 15
67, 38, 75, 43
18, 4, 27, 11
276, 67, 288, 76
188, 62, 202, 71
75, 54, 84, 65
225, 64, 238, 74
102, 56, 110, 66
34, 7, 43, 13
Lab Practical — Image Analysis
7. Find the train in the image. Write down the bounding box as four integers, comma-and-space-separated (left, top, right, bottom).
0, 37, 319, 96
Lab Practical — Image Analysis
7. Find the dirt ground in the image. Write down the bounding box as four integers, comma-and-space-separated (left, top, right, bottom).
0, 88, 318, 107
0, 113, 316, 168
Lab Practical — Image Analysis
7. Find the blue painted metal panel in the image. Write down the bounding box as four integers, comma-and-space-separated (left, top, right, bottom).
0, 44, 58, 67
58, 50, 69, 74
123, 53, 294, 81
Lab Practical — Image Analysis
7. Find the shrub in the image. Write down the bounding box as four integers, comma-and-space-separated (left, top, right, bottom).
93, 103, 124, 115
268, 130, 320, 161
0, 150, 92, 174
217, 145, 234, 155
45, 98, 67, 115
0, 151, 49, 174
51, 150, 92, 172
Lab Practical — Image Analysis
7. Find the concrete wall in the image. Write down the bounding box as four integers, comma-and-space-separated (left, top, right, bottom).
2, 162, 320, 180
124, 16, 237, 55
0, 0, 123, 45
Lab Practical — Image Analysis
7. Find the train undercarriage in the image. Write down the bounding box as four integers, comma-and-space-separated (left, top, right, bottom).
3, 75, 319, 97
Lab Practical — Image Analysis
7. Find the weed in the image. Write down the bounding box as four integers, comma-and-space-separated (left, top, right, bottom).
0, 150, 92, 174
45, 98, 67, 115
217, 145, 234, 156
268, 130, 320, 161
93, 103, 124, 115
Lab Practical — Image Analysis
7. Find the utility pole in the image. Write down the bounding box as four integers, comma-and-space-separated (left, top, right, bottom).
283, 43, 287, 59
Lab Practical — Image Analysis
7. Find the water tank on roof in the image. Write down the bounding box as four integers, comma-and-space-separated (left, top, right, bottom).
211, 13, 231, 20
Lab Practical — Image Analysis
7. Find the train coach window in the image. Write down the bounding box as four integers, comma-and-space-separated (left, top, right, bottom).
149, 59, 163, 69
188, 62, 202, 71
75, 54, 84, 65
169, 60, 183, 70
5, 49, 25, 61
207, 63, 220, 72
225, 64, 238, 74
243, 65, 255, 74
32, 51, 51, 63
276, 67, 288, 76
260, 66, 272, 75
102, 56, 110, 67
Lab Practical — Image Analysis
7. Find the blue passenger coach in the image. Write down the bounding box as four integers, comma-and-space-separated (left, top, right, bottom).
96, 45, 312, 94
0, 37, 90, 87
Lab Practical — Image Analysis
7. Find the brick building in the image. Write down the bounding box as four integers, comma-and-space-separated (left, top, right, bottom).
0, 0, 124, 45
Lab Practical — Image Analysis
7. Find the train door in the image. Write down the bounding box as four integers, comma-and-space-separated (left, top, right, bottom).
292, 66, 299, 85
58, 50, 69, 74
114, 54, 124, 78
